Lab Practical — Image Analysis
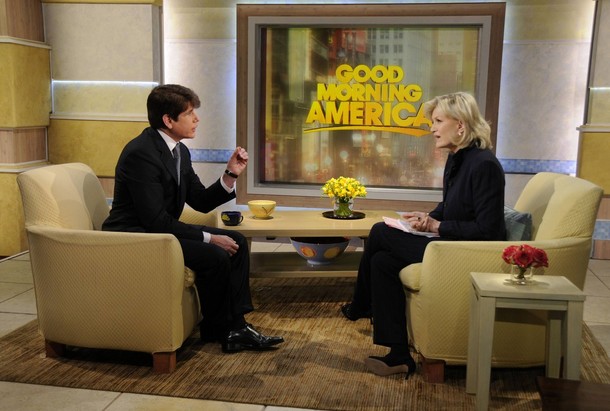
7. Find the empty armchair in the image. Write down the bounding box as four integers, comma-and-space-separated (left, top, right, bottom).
17, 162, 210, 373
400, 172, 603, 382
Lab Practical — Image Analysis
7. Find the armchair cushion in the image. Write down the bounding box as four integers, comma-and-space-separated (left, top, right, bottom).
503, 205, 532, 241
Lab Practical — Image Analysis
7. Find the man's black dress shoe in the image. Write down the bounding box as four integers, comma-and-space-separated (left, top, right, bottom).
341, 303, 372, 322
222, 323, 284, 353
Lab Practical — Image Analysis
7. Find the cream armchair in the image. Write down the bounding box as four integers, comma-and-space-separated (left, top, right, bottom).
17, 163, 216, 373
400, 172, 603, 382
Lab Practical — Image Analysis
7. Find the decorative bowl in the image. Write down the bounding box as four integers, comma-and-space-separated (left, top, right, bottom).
290, 237, 350, 265
247, 200, 276, 219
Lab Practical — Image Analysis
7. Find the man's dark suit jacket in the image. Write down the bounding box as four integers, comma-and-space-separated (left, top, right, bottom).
102, 127, 233, 240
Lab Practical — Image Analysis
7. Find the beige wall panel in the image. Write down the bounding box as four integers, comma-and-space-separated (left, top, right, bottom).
504, 173, 533, 208
52, 82, 152, 120
0, 128, 47, 164
168, 0, 579, 43
589, 89, 610, 124
192, 162, 227, 188
164, 39, 235, 151
165, 6, 235, 39
505, 0, 595, 41
578, 132, 610, 194
0, 173, 27, 256
0, 43, 51, 127
43, 3, 160, 81
47, 119, 148, 176
496, 41, 590, 161
497, 1, 594, 163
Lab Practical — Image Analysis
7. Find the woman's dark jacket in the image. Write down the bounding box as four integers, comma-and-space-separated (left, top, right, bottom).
428, 145, 506, 241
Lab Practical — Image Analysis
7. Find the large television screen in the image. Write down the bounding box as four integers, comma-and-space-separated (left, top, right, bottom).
237, 4, 505, 209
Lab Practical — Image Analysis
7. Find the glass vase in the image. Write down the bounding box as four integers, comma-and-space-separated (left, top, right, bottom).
333, 198, 354, 218
510, 265, 534, 285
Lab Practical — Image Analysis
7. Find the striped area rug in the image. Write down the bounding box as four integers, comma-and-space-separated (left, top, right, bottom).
1, 277, 609, 410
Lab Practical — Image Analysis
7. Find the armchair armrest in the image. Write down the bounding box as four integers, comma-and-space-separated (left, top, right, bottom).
179, 207, 217, 227
408, 237, 591, 293
25, 225, 191, 353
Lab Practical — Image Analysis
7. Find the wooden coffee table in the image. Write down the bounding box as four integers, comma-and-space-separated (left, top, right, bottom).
218, 209, 399, 277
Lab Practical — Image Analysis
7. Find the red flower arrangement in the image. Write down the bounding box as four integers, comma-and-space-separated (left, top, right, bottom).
502, 244, 549, 271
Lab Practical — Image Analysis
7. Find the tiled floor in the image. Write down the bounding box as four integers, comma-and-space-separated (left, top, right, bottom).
1, 245, 609, 411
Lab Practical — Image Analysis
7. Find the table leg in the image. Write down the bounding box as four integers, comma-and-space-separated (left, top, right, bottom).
546, 311, 563, 378
466, 284, 480, 393
563, 301, 584, 380
474, 296, 496, 410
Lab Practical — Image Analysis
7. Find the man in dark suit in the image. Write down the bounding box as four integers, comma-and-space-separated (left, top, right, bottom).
103, 84, 283, 353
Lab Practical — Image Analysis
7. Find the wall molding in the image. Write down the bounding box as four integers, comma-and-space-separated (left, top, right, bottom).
189, 148, 234, 163
50, 114, 148, 122
578, 125, 610, 132
0, 36, 50, 49
186, 148, 578, 175
499, 158, 576, 175
41, 0, 160, 5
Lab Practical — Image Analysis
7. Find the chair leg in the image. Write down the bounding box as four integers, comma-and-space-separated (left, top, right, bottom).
152, 351, 177, 373
421, 356, 445, 383
45, 339, 66, 358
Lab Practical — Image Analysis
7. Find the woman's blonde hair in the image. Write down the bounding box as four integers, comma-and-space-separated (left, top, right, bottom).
424, 92, 492, 149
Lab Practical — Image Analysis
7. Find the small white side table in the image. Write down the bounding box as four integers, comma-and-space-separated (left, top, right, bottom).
466, 272, 586, 411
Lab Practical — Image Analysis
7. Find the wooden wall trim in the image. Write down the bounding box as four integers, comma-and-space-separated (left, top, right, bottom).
0, 128, 47, 165
2, 0, 44, 42
0, 36, 51, 49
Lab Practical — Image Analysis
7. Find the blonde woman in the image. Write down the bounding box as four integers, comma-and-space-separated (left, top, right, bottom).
341, 92, 506, 378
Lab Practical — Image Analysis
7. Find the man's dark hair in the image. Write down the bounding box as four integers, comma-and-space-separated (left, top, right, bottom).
147, 84, 201, 129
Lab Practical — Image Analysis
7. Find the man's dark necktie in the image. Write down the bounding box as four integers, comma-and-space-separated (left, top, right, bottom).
172, 143, 181, 185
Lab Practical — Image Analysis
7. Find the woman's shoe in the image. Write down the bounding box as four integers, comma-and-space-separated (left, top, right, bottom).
341, 303, 372, 322
364, 355, 417, 379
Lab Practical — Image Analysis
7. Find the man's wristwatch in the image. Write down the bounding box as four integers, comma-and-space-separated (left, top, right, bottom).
224, 169, 239, 178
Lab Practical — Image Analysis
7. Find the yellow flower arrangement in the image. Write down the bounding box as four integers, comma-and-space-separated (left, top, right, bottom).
321, 176, 367, 203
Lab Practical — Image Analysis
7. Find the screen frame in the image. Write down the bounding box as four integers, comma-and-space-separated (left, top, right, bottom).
236, 3, 505, 210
